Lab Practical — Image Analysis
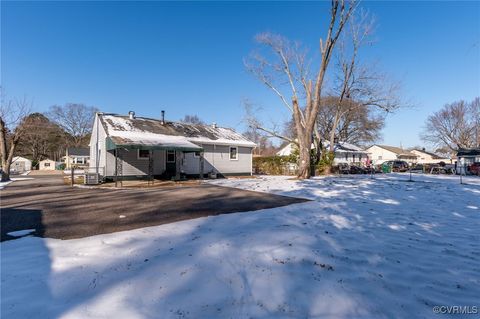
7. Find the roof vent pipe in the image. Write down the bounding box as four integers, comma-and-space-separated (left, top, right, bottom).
128, 111, 135, 119
211, 122, 217, 129
161, 110, 165, 125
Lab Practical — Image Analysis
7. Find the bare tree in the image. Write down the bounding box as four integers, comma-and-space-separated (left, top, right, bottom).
16, 113, 66, 163
47, 103, 98, 147
180, 114, 205, 125
245, 0, 357, 179
324, 11, 401, 155
316, 96, 385, 145
0, 93, 31, 182
243, 125, 277, 156
421, 98, 479, 151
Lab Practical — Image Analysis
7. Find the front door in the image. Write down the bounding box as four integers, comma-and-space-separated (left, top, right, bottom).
165, 150, 176, 178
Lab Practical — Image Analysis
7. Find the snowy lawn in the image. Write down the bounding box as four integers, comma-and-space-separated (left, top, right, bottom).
1, 174, 479, 318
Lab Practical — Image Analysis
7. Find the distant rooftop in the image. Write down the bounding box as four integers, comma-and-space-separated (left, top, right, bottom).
67, 147, 89, 156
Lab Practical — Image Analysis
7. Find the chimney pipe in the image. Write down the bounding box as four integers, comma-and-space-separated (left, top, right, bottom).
128, 111, 135, 119
161, 110, 165, 125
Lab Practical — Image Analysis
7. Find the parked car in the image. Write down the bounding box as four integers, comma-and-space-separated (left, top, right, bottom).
383, 160, 409, 172
469, 162, 480, 176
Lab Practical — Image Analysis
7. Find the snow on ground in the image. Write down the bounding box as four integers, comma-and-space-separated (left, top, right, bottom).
2, 174, 480, 318
0, 176, 33, 189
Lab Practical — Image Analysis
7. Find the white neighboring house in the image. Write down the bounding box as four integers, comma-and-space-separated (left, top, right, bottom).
365, 145, 418, 165
10, 156, 32, 174
89, 112, 256, 180
410, 149, 451, 164
39, 159, 56, 170
276, 142, 369, 165
64, 148, 90, 169
456, 148, 480, 175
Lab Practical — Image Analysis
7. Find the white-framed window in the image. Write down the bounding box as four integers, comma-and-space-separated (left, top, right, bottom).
166, 150, 176, 163
378, 156, 382, 160
44, 162, 51, 167
138, 149, 150, 160
229, 146, 238, 160
193, 151, 201, 158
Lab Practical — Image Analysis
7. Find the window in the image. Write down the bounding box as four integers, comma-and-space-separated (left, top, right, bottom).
167, 150, 176, 163
194, 151, 201, 158
138, 149, 150, 159
44, 162, 50, 167
378, 156, 382, 160
229, 146, 238, 160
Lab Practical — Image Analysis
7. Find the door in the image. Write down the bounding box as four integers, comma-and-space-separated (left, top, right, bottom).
165, 150, 176, 177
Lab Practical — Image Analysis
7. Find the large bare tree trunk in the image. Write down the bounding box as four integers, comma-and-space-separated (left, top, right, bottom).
245, 1, 356, 179
0, 118, 19, 182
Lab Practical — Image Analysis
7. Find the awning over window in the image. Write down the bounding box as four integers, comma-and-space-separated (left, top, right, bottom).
106, 134, 203, 152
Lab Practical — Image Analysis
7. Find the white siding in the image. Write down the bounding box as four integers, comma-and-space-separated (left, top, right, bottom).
365, 146, 398, 164
89, 114, 107, 175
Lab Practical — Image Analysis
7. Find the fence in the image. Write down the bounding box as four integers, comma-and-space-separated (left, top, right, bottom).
65, 167, 105, 186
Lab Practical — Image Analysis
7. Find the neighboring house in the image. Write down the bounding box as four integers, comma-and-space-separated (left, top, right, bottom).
325, 141, 370, 165
39, 159, 56, 170
276, 143, 296, 157
276, 141, 369, 165
365, 145, 418, 164
456, 148, 480, 175
10, 156, 32, 174
64, 147, 90, 169
89, 112, 256, 180
410, 148, 451, 164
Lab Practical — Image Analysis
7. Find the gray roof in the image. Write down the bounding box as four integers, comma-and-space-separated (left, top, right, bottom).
457, 148, 480, 157
374, 145, 417, 158
413, 149, 444, 159
67, 147, 89, 156
98, 113, 256, 149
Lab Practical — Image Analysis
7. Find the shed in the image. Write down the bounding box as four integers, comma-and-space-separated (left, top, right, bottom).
39, 159, 56, 170
10, 156, 32, 174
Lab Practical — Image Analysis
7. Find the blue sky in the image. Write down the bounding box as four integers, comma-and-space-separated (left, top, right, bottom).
2, 1, 479, 148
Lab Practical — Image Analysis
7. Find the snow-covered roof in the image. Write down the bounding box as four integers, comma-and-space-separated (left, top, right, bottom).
324, 141, 369, 154
276, 141, 368, 156
99, 113, 256, 150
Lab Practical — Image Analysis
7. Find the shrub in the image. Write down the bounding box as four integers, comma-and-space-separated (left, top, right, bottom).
253, 156, 297, 175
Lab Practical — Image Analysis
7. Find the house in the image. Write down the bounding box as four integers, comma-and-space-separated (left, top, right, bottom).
365, 145, 418, 164
276, 141, 369, 165
325, 141, 370, 165
10, 156, 32, 174
456, 148, 480, 175
89, 112, 256, 180
39, 159, 56, 170
64, 147, 90, 169
410, 148, 451, 164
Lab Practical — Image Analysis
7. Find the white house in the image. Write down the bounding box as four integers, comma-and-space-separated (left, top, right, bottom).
64, 148, 90, 169
365, 145, 418, 164
89, 112, 256, 180
39, 159, 57, 170
456, 148, 480, 175
10, 156, 32, 174
410, 149, 451, 164
276, 141, 369, 165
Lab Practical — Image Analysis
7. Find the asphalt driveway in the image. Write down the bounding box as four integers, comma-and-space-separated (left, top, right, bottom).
1, 174, 307, 241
